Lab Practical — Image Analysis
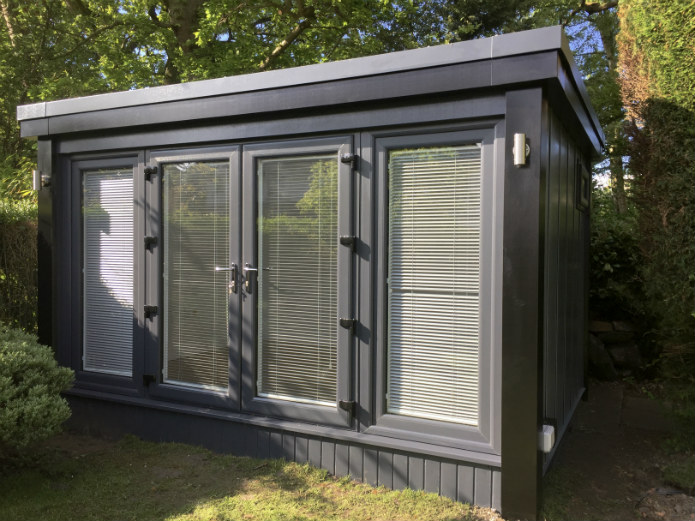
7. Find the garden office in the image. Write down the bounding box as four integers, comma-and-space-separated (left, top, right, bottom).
18, 25, 604, 520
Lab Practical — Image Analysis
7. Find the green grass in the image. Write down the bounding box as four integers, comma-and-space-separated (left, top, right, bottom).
0, 434, 495, 521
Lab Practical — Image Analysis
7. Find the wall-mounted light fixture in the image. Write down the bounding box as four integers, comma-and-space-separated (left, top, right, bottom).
32, 169, 51, 191
513, 133, 530, 167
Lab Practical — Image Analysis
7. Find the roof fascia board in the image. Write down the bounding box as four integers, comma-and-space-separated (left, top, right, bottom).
17, 26, 568, 122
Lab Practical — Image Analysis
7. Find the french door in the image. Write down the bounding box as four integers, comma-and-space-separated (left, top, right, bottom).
149, 137, 353, 426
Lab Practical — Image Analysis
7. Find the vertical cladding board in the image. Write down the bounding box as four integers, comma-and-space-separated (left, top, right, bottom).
392, 454, 408, 490
308, 439, 322, 468
321, 440, 335, 474
425, 460, 440, 493
349, 445, 363, 481
269, 431, 283, 459
440, 462, 457, 500
335, 443, 349, 476
282, 433, 295, 460
474, 467, 492, 508
457, 465, 475, 503
364, 449, 378, 486
408, 457, 424, 490
544, 110, 561, 428
378, 451, 394, 488
295, 436, 309, 463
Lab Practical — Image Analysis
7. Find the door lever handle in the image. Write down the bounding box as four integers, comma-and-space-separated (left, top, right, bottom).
215, 263, 238, 294
243, 263, 271, 292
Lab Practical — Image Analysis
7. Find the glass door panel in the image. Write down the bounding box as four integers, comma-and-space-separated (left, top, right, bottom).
256, 155, 338, 405
162, 161, 230, 389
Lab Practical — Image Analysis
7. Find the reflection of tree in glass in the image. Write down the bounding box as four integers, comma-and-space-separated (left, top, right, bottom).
259, 157, 337, 249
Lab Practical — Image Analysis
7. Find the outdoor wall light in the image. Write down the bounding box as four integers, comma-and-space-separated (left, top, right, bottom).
513, 133, 530, 167
32, 169, 51, 190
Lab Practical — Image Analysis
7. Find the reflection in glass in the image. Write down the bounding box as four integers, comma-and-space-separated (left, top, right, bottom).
163, 161, 229, 389
257, 155, 338, 405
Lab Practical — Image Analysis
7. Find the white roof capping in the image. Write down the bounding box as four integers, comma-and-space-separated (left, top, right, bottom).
16, 25, 603, 148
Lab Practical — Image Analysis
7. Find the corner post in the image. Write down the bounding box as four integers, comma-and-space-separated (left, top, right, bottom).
501, 87, 545, 520
36, 137, 53, 348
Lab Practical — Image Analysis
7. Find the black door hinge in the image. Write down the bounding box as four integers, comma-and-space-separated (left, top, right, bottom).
338, 400, 356, 414
339, 235, 356, 251
144, 166, 158, 180
144, 305, 158, 319
340, 153, 357, 166
144, 236, 158, 250
142, 374, 156, 386
339, 318, 356, 331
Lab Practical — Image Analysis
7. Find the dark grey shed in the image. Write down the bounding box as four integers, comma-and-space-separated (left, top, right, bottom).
18, 26, 604, 520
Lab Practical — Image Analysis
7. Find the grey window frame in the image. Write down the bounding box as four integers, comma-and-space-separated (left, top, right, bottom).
146, 146, 241, 410
364, 126, 503, 454
241, 136, 355, 428
70, 154, 144, 395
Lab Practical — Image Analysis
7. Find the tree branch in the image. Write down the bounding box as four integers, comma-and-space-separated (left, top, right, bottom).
566, 0, 619, 23
148, 6, 170, 28
258, 16, 312, 71
0, 0, 16, 47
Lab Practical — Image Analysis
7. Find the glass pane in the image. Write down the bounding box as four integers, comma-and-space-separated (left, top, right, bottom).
83, 168, 134, 376
163, 161, 229, 389
387, 145, 481, 425
257, 155, 338, 405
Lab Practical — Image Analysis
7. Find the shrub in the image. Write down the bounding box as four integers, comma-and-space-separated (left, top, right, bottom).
0, 325, 73, 459
0, 199, 38, 332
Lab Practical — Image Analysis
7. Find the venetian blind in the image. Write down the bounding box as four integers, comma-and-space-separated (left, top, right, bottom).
387, 145, 481, 426
83, 168, 134, 376
163, 161, 229, 389
257, 155, 337, 405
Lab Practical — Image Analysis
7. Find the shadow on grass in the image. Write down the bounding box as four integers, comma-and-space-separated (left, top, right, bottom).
0, 433, 485, 521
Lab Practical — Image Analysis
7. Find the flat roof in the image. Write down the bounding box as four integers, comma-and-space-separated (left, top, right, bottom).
17, 26, 604, 149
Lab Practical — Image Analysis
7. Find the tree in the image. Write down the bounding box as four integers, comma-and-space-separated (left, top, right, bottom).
617, 0, 695, 357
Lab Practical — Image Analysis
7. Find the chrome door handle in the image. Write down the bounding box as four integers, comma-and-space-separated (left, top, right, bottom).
243, 263, 271, 292
215, 263, 238, 294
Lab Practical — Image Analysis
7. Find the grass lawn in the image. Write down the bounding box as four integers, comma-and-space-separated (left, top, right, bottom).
0, 434, 500, 521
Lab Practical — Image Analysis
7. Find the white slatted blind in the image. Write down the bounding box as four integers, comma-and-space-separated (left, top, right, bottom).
257, 155, 337, 405
163, 161, 229, 389
387, 145, 481, 425
83, 168, 134, 376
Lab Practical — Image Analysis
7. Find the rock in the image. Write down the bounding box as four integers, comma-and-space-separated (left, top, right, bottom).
612, 320, 638, 332
588, 334, 618, 380
589, 320, 614, 333
597, 329, 635, 344
607, 342, 643, 370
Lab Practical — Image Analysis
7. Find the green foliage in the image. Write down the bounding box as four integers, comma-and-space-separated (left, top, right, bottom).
589, 185, 645, 321
0, 199, 37, 332
618, 0, 695, 375
0, 325, 73, 459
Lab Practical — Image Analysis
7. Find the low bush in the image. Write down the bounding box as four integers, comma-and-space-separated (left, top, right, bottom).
0, 199, 38, 332
0, 325, 73, 459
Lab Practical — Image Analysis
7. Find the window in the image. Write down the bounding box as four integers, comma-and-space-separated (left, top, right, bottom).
82, 167, 134, 376
369, 128, 499, 450
387, 145, 481, 426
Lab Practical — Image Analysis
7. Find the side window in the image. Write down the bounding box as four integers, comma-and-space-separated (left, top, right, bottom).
369, 128, 499, 450
81, 165, 135, 377
387, 145, 482, 426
